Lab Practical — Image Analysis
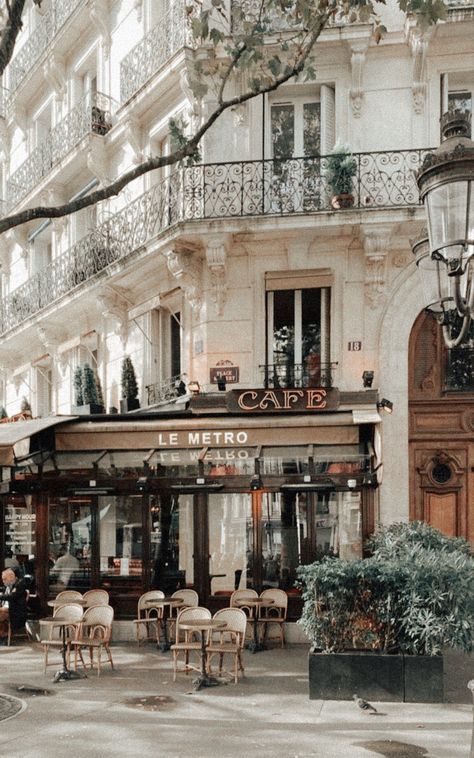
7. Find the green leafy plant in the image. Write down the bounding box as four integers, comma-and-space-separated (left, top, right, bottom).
326, 143, 357, 197
121, 356, 139, 401
82, 363, 99, 405
73, 366, 83, 406
20, 396, 32, 413
298, 522, 474, 655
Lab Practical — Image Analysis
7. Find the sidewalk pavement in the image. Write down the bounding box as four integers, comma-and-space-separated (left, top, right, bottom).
0, 641, 472, 758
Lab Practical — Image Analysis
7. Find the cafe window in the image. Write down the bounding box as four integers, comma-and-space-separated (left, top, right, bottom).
99, 495, 143, 580
265, 271, 332, 387
48, 497, 93, 593
151, 492, 194, 595
3, 496, 36, 590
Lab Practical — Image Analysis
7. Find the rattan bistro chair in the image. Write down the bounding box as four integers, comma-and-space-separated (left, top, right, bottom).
170, 606, 211, 681
54, 590, 83, 604
207, 608, 247, 683
71, 605, 114, 676
82, 589, 110, 607
40, 603, 84, 673
258, 589, 288, 647
133, 591, 165, 645
168, 589, 199, 639
230, 588, 258, 642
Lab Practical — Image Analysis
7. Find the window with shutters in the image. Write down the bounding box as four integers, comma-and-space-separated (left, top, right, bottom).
268, 85, 335, 212
265, 270, 332, 388
143, 303, 183, 405
35, 364, 52, 417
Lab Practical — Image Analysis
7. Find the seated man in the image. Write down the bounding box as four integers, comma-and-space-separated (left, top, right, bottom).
0, 568, 28, 642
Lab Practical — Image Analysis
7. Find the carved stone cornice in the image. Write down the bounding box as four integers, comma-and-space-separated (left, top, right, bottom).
163, 243, 202, 312
206, 235, 229, 316
87, 139, 109, 186
97, 285, 129, 345
43, 54, 66, 102
362, 225, 392, 308
350, 42, 368, 119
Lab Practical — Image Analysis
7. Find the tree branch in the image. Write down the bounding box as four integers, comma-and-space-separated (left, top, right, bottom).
0, 0, 28, 78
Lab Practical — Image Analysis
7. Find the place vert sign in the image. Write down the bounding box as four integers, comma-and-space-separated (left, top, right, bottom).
226, 388, 340, 413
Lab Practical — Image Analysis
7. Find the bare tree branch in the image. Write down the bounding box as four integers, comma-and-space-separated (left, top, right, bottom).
0, 0, 29, 77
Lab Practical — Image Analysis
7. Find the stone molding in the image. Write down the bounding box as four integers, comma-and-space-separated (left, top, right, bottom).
362, 225, 392, 308
163, 243, 202, 312
206, 235, 230, 316
350, 42, 368, 118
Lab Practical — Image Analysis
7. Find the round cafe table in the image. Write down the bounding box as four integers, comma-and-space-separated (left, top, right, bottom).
234, 597, 274, 653
144, 597, 184, 652
43, 600, 87, 682
178, 618, 227, 690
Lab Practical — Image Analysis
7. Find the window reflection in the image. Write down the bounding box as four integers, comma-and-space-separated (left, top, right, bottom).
99, 495, 142, 578
151, 493, 193, 594
48, 497, 92, 592
208, 493, 253, 593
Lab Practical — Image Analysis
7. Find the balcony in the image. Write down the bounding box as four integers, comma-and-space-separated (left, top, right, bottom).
8, 0, 83, 93
6, 93, 114, 210
260, 363, 337, 389
0, 147, 429, 337
145, 375, 187, 406
120, 2, 195, 104
445, 0, 474, 20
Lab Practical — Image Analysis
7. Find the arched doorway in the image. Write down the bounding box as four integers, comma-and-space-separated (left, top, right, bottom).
408, 311, 474, 542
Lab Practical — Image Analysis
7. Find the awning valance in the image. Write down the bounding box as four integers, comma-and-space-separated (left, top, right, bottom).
0, 416, 77, 466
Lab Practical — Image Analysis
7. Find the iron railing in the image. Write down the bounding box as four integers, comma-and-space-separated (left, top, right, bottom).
260, 362, 337, 388
120, 2, 195, 103
145, 375, 186, 406
8, 0, 83, 93
0, 147, 430, 336
7, 93, 114, 210
445, 347, 474, 392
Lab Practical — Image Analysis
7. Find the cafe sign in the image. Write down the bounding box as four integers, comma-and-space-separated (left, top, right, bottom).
226, 388, 340, 413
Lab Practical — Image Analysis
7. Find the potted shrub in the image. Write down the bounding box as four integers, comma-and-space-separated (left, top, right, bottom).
20, 396, 32, 418
326, 143, 357, 209
298, 522, 473, 702
120, 356, 140, 413
72, 364, 104, 415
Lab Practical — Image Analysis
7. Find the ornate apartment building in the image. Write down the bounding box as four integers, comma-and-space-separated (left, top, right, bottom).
0, 0, 471, 617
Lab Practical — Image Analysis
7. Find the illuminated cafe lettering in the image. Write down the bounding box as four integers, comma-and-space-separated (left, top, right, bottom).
154, 430, 249, 447
237, 389, 329, 411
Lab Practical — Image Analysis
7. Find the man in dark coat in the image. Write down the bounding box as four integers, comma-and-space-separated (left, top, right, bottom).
0, 567, 28, 640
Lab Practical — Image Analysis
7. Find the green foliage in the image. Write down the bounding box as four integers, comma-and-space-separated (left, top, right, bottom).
20, 396, 31, 413
298, 522, 474, 656
73, 366, 83, 406
326, 143, 357, 196
121, 356, 139, 400
82, 363, 99, 405
0, 406, 7, 419
169, 118, 201, 165
95, 373, 105, 410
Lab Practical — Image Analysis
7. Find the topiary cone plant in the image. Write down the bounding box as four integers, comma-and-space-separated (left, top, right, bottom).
72, 364, 103, 415
120, 355, 140, 413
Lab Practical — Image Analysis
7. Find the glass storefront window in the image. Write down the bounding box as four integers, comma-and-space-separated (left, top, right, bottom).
260, 446, 310, 475
99, 495, 143, 580
3, 495, 36, 590
151, 493, 193, 594
151, 450, 200, 477
208, 493, 253, 593
48, 497, 92, 592
204, 448, 257, 476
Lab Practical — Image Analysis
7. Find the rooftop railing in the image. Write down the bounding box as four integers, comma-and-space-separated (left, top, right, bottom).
145, 375, 186, 406
0, 147, 430, 336
120, 2, 195, 104
260, 363, 337, 389
6, 93, 114, 210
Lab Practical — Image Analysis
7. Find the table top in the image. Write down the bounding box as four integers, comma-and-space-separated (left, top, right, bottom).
179, 619, 227, 632
47, 599, 87, 607
234, 597, 274, 607
40, 618, 82, 626
144, 597, 184, 606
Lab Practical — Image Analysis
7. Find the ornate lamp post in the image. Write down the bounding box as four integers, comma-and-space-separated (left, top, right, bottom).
415, 111, 474, 347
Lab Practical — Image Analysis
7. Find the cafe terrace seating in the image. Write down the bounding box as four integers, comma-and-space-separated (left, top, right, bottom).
133, 590, 165, 645
230, 588, 258, 642
40, 603, 84, 673
170, 606, 211, 681
168, 588, 199, 639
258, 588, 288, 647
206, 608, 247, 684
71, 605, 114, 676
54, 590, 83, 604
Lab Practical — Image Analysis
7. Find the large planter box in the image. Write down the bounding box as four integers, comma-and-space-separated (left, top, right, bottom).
120, 398, 140, 413
72, 404, 104, 415
309, 651, 443, 703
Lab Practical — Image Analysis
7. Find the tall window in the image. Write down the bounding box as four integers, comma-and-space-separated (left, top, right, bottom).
265, 272, 332, 387
441, 72, 473, 136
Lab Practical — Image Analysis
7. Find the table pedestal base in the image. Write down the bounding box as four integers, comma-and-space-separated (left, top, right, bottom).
53, 669, 83, 683
157, 641, 171, 653
247, 640, 267, 654
192, 674, 221, 691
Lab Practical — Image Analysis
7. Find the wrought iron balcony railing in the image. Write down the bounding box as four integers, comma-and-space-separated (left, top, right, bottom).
445, 347, 474, 392
7, 93, 114, 210
120, 2, 195, 104
145, 375, 187, 406
260, 363, 337, 389
9, 0, 83, 93
0, 147, 430, 336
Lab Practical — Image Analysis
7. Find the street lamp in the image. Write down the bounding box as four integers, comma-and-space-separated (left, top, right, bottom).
416, 111, 474, 347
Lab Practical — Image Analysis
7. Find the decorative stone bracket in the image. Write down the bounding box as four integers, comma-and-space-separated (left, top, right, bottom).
180, 68, 202, 133
89, 0, 111, 60
87, 139, 109, 186
350, 42, 369, 119
206, 235, 229, 316
362, 225, 392, 308
97, 285, 129, 345
409, 31, 430, 115
163, 244, 202, 312
124, 117, 144, 164
43, 54, 66, 102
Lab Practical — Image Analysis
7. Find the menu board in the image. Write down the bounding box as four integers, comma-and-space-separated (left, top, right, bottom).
5, 506, 36, 555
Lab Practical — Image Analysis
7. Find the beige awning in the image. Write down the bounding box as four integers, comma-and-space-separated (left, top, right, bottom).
0, 416, 77, 466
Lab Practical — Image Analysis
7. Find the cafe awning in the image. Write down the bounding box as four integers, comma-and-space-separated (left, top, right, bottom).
0, 416, 77, 466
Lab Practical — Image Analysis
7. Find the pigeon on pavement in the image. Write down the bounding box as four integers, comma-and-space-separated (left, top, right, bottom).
353, 694, 378, 713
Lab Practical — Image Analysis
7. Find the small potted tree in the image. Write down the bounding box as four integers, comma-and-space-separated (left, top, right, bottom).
298, 522, 473, 703
20, 396, 32, 418
120, 356, 140, 413
73, 364, 104, 414
326, 143, 357, 209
